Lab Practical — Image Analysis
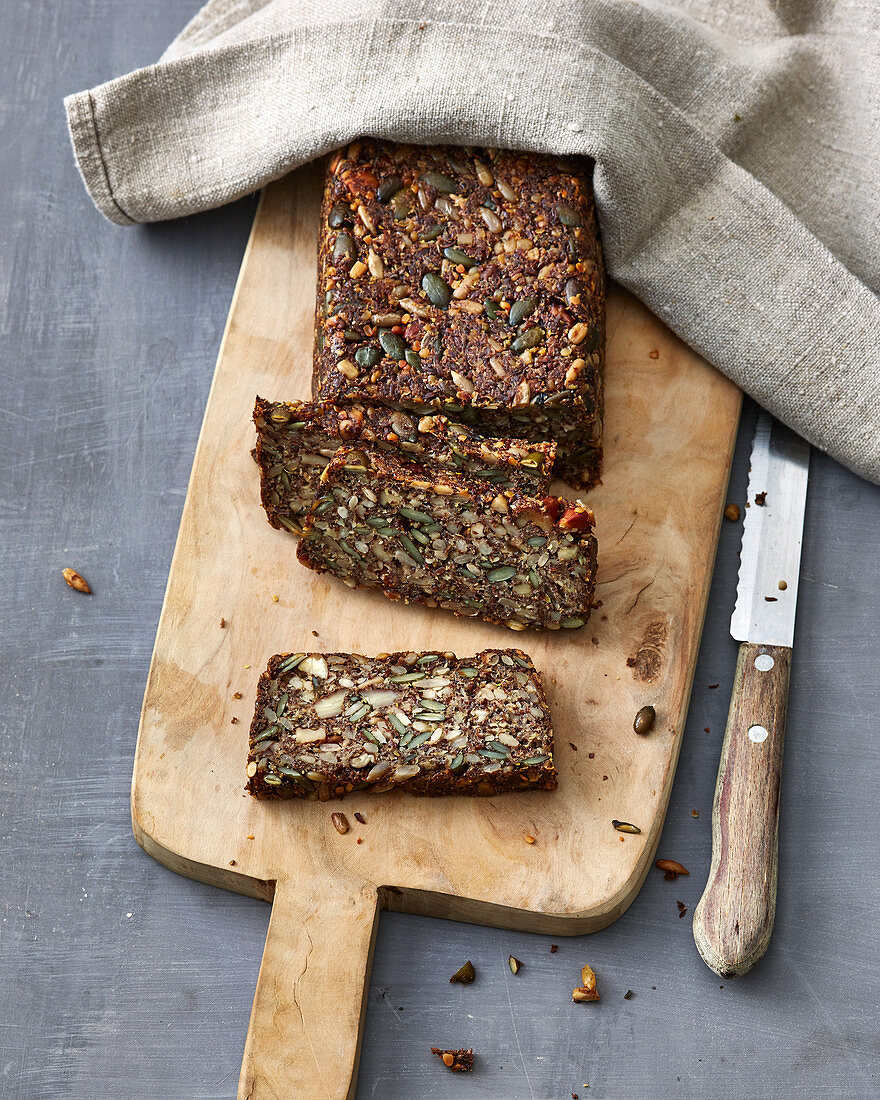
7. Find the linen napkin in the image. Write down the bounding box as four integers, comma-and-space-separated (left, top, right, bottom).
64, 0, 880, 483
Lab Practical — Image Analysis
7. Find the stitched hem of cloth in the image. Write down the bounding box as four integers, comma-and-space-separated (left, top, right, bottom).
63, 91, 136, 226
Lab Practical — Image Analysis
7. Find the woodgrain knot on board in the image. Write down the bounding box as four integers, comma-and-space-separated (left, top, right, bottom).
626, 620, 668, 682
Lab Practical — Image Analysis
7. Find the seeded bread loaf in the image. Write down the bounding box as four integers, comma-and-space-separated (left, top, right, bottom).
246, 648, 557, 800
296, 444, 597, 631
312, 139, 605, 487
253, 397, 555, 534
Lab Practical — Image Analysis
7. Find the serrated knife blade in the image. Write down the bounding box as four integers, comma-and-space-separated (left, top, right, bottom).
693, 411, 810, 979
730, 412, 810, 647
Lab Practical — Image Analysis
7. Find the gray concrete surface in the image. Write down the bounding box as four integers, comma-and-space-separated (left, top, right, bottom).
1, 3, 878, 1097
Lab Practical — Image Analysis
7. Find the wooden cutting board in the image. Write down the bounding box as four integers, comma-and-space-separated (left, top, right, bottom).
132, 163, 741, 1099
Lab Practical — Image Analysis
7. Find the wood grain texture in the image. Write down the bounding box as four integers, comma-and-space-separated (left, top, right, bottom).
129, 163, 740, 1095
693, 643, 791, 977
239, 877, 380, 1099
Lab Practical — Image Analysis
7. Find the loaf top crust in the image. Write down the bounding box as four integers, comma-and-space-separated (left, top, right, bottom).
313, 140, 605, 418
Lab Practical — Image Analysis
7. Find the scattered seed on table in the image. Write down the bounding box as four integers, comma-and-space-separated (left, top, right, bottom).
62, 568, 91, 594
450, 960, 476, 985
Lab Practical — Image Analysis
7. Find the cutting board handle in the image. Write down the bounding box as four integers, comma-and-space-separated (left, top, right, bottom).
238, 875, 380, 1099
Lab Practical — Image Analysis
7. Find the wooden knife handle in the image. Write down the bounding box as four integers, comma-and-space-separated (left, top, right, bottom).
238, 875, 379, 1099
692, 642, 791, 978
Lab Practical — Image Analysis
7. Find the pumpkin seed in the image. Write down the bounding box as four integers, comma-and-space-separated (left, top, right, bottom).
612, 820, 642, 834
376, 175, 402, 203
561, 618, 585, 629
510, 326, 544, 354
488, 566, 517, 582
484, 298, 500, 320
342, 328, 362, 341
529, 569, 541, 588
404, 349, 421, 369
556, 202, 582, 227
508, 956, 523, 975
332, 232, 356, 262
379, 330, 407, 361
399, 506, 433, 524
262, 774, 282, 786
449, 752, 466, 772
328, 204, 350, 228
485, 741, 510, 755
633, 705, 656, 735
420, 224, 444, 242
356, 346, 382, 367
443, 246, 476, 266
508, 297, 537, 328
527, 536, 547, 547
564, 277, 583, 306
521, 754, 551, 765
407, 731, 435, 751
388, 713, 408, 737
478, 748, 509, 760
398, 533, 424, 565
423, 170, 458, 193
392, 193, 410, 221
418, 698, 446, 712
252, 727, 279, 744
459, 668, 478, 678
583, 326, 602, 353
422, 272, 452, 308
278, 653, 306, 672
390, 671, 426, 683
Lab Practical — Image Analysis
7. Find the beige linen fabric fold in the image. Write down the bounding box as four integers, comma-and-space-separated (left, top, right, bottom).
64, 0, 880, 483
